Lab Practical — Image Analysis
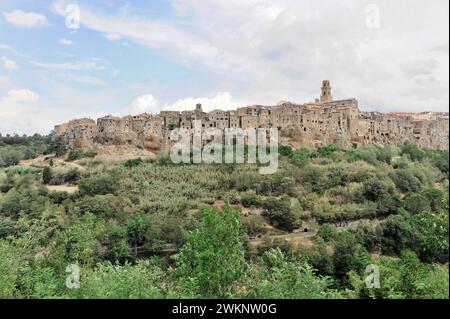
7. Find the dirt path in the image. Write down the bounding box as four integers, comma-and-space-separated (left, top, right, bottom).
46, 185, 79, 193
19, 155, 84, 170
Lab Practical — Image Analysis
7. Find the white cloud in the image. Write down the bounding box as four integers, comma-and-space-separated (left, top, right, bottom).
126, 92, 246, 115
0, 44, 12, 50
3, 89, 39, 103
163, 92, 246, 112
1, 56, 18, 70
31, 60, 99, 71
0, 85, 116, 135
131, 94, 160, 114
105, 33, 122, 41
3, 10, 49, 28
64, 75, 107, 86
50, 1, 246, 73
0, 43, 20, 55
51, 0, 449, 112
58, 38, 73, 46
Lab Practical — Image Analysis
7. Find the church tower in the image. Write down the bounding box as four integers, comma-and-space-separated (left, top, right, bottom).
320, 80, 333, 103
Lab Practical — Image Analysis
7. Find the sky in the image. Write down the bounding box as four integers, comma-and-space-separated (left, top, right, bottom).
0, 0, 448, 135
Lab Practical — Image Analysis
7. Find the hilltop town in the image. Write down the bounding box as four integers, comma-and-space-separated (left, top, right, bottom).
53, 81, 449, 153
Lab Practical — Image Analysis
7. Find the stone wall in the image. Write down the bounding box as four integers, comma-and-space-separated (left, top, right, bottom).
52, 82, 449, 152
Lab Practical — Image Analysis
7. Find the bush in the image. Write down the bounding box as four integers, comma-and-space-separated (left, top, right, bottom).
400, 144, 426, 161
262, 197, 296, 231
74, 195, 122, 218
78, 175, 117, 196
403, 193, 430, 214
42, 167, 52, 185
278, 145, 293, 157
317, 145, 342, 157
317, 224, 338, 242
242, 214, 266, 236
67, 150, 97, 161
302, 165, 326, 194
240, 192, 261, 208
48, 191, 69, 205
389, 169, 422, 193
291, 147, 311, 166
124, 158, 143, 168
65, 168, 80, 183
362, 178, 401, 215
421, 188, 445, 212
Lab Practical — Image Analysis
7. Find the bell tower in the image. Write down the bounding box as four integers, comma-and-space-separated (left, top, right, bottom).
320, 80, 333, 103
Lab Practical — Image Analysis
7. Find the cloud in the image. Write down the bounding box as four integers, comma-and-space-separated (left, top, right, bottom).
105, 33, 122, 41
64, 75, 107, 86
131, 94, 159, 114
0, 44, 12, 50
50, 0, 448, 112
0, 85, 116, 135
0, 43, 20, 55
31, 60, 99, 70
50, 0, 246, 73
125, 91, 247, 115
58, 38, 73, 46
1, 56, 18, 70
2, 89, 39, 103
3, 10, 49, 28
163, 92, 246, 112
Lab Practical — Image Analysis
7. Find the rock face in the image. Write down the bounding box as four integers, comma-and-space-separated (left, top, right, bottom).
52, 81, 449, 152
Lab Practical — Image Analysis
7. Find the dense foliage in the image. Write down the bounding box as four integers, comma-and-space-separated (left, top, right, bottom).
0, 142, 448, 298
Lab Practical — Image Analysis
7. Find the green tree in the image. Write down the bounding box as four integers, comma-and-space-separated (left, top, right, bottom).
403, 193, 430, 214
400, 144, 426, 161
42, 166, 52, 185
78, 174, 117, 196
292, 147, 311, 167
262, 197, 296, 231
172, 207, 248, 298
244, 248, 340, 298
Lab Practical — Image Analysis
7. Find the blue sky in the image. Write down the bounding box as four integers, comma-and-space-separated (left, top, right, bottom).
0, 0, 449, 134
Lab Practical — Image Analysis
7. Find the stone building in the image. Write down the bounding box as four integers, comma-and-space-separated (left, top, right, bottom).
52, 81, 449, 152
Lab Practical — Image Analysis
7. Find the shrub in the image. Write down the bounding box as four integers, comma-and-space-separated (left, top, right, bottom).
240, 192, 261, 208
403, 193, 430, 214
78, 175, 117, 196
67, 150, 97, 161
65, 168, 80, 183
421, 188, 445, 212
74, 195, 122, 218
317, 145, 342, 157
124, 158, 143, 168
48, 191, 69, 205
362, 178, 401, 215
242, 214, 266, 236
278, 145, 293, 157
317, 224, 338, 242
400, 144, 426, 161
262, 197, 296, 231
42, 167, 52, 185
389, 169, 422, 193
291, 147, 311, 167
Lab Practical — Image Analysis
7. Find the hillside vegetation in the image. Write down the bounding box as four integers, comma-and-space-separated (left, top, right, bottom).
0, 139, 448, 299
